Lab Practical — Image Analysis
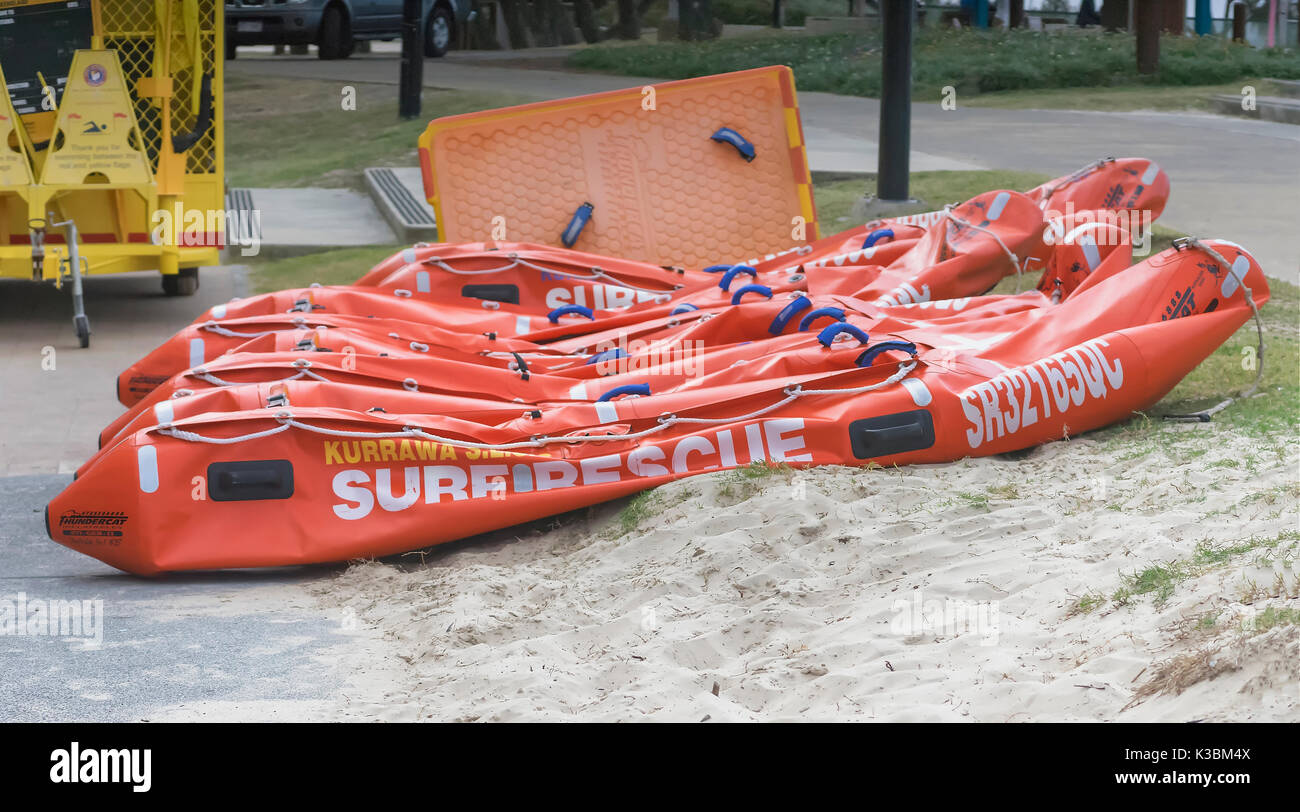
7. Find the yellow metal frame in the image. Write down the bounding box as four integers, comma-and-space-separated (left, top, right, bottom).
0, 0, 224, 282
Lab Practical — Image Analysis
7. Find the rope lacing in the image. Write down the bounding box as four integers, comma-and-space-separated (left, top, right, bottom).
942, 205, 1031, 293
187, 359, 333, 388
1162, 238, 1266, 423
200, 318, 316, 339
1036, 156, 1115, 209
153, 359, 920, 449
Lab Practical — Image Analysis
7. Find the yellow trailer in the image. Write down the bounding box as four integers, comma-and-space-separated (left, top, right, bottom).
0, 0, 224, 346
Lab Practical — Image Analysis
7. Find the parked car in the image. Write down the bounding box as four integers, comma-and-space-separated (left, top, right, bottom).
226, 0, 472, 60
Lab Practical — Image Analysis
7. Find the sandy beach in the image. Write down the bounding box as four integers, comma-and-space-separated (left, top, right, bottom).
311, 422, 1298, 722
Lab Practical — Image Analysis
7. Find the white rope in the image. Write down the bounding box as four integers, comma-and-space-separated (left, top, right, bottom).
199, 318, 311, 339
158, 421, 293, 445
1036, 157, 1115, 209
149, 359, 920, 450
1163, 238, 1266, 422
942, 206, 1028, 293
189, 364, 331, 388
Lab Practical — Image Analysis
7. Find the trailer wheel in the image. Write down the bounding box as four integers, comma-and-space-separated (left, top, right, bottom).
74, 315, 90, 348
162, 267, 200, 297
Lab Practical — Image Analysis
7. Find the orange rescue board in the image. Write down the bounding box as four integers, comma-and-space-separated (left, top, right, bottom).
416, 66, 817, 267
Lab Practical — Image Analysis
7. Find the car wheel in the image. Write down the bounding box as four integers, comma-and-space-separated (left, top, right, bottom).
424, 6, 453, 58
226, 39, 237, 60
318, 6, 351, 60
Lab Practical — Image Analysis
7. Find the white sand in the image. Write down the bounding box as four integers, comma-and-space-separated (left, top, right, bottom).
312, 425, 1299, 722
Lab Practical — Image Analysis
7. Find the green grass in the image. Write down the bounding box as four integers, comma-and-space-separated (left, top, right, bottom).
986, 482, 1021, 500
1069, 591, 1107, 615
225, 74, 528, 189
614, 489, 664, 536
570, 28, 1300, 102
1251, 607, 1300, 632
716, 460, 796, 503
812, 170, 1054, 223
246, 245, 406, 293
956, 490, 991, 510
602, 483, 700, 538
1150, 278, 1299, 436
1112, 531, 1300, 607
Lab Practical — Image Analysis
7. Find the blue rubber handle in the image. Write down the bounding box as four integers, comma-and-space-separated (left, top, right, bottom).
798, 307, 846, 332
561, 202, 594, 248
718, 264, 757, 291
730, 284, 773, 305
862, 228, 895, 249
702, 264, 733, 274
586, 347, 627, 365
856, 340, 918, 367
548, 304, 594, 324
768, 296, 812, 335
816, 322, 871, 348
710, 127, 756, 162
596, 383, 650, 402
670, 303, 699, 315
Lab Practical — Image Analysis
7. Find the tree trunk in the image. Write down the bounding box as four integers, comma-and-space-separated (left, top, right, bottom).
1009, 0, 1026, 28
499, 0, 533, 48
524, 0, 553, 46
544, 0, 579, 44
679, 0, 715, 40
1135, 0, 1160, 74
572, 0, 602, 42
1161, 0, 1184, 34
1099, 0, 1127, 31
615, 0, 640, 39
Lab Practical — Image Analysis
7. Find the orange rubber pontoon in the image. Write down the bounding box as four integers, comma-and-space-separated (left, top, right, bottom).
118, 179, 1145, 404
51, 236, 1267, 574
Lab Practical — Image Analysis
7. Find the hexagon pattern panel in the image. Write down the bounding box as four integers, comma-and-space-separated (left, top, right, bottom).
418, 67, 817, 268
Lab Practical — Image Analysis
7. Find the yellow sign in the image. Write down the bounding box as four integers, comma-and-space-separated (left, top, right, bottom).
0, 65, 36, 187
40, 51, 153, 186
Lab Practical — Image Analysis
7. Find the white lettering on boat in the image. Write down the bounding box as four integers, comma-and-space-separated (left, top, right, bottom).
875, 282, 931, 307
959, 338, 1124, 449
544, 283, 663, 310
331, 419, 811, 520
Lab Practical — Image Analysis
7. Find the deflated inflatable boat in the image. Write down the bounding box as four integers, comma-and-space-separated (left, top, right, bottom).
45, 157, 1266, 575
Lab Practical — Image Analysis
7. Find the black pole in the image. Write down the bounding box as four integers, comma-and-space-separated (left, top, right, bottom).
877, 0, 912, 201
399, 0, 423, 120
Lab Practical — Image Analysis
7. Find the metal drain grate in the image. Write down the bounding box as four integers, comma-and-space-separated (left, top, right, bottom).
364, 168, 439, 242
225, 188, 261, 247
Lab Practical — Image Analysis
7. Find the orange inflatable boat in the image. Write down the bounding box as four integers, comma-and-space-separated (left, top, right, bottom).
51, 233, 1267, 574
117, 166, 1161, 405
41, 93, 1235, 577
